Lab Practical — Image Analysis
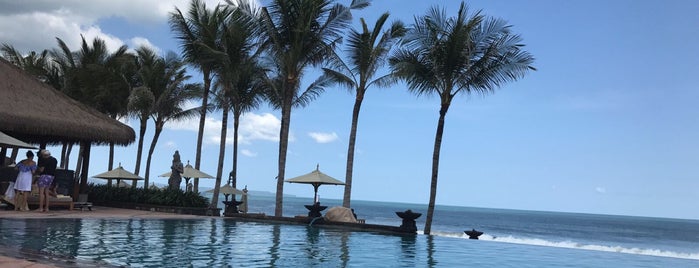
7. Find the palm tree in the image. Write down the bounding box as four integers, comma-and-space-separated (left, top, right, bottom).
259, 0, 368, 217
198, 0, 265, 208
1, 44, 64, 163
321, 13, 405, 208
127, 86, 154, 176
142, 52, 201, 187
389, 2, 535, 235
170, 0, 228, 193
52, 36, 134, 171
129, 46, 165, 177
0, 44, 57, 85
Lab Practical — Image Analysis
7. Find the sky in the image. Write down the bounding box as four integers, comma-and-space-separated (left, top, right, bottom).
1, 0, 698, 220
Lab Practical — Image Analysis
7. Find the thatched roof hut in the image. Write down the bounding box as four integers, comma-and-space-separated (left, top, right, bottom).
0, 58, 135, 145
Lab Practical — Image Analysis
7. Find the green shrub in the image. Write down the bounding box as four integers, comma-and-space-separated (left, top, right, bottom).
86, 183, 209, 208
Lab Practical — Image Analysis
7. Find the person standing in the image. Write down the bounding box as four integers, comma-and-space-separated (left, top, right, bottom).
13, 150, 37, 211
36, 149, 57, 212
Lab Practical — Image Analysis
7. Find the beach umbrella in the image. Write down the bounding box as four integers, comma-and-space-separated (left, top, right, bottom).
0, 131, 36, 149
159, 161, 214, 189
285, 164, 344, 203
92, 163, 143, 187
205, 183, 246, 196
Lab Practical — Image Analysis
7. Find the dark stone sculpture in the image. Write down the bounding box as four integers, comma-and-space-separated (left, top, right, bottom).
168, 151, 184, 191
223, 200, 244, 216
396, 209, 422, 233
304, 203, 328, 218
464, 229, 484, 239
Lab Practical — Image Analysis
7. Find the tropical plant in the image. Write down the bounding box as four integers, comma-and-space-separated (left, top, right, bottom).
259, 0, 369, 217
141, 52, 202, 188
170, 0, 228, 193
321, 13, 405, 208
87, 184, 209, 207
1, 43, 64, 163
0, 44, 60, 88
389, 2, 535, 234
52, 36, 135, 171
127, 84, 155, 177
198, 0, 265, 208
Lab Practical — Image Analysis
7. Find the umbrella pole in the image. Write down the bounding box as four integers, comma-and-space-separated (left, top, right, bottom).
313, 183, 320, 204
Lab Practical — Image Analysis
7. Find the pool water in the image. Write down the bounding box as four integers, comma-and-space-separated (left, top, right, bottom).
1, 218, 697, 267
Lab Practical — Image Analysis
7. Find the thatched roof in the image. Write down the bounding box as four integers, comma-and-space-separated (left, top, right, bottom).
0, 58, 135, 145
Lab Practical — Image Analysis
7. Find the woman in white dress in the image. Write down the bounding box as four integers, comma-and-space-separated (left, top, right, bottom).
14, 150, 36, 211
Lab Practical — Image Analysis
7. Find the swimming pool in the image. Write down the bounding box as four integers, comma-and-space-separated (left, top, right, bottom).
0, 218, 697, 267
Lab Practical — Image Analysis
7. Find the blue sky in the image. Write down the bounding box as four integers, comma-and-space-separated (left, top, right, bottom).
1, 0, 698, 220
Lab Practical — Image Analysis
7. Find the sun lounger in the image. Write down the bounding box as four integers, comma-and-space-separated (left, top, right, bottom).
26, 195, 74, 210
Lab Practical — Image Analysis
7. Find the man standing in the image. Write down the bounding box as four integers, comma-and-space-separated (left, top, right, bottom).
36, 149, 57, 212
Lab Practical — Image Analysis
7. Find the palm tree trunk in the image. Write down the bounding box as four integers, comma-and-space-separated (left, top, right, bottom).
343, 92, 364, 208
60, 142, 67, 168
144, 122, 164, 188
73, 145, 83, 184
79, 142, 91, 194
194, 71, 212, 193
65, 144, 73, 170
108, 143, 114, 170
9, 149, 18, 164
212, 104, 229, 209
134, 117, 148, 175
232, 110, 241, 194
275, 90, 294, 217
108, 115, 116, 171
424, 102, 450, 235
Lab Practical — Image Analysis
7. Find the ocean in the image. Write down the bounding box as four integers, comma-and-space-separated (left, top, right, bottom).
0, 194, 697, 267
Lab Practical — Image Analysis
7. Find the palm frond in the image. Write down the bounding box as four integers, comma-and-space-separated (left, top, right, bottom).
294, 74, 332, 108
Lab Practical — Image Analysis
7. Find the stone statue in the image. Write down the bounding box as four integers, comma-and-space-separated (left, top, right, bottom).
168, 150, 184, 191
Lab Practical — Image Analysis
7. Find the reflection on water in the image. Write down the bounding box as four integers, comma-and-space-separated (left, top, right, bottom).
0, 219, 436, 267
1, 218, 690, 267
269, 224, 280, 267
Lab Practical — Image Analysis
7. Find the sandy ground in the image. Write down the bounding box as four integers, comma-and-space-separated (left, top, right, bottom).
0, 205, 218, 267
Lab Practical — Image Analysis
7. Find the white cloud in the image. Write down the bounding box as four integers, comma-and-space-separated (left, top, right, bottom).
241, 149, 257, 157
0, 0, 186, 54
595, 187, 606, 194
239, 113, 283, 144
165, 112, 287, 145
129, 37, 161, 54
164, 140, 177, 149
308, 132, 339, 143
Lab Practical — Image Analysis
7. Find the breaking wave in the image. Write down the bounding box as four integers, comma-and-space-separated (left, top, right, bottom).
430, 231, 699, 260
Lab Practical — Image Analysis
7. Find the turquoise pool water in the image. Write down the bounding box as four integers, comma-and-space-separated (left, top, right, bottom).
1, 218, 697, 267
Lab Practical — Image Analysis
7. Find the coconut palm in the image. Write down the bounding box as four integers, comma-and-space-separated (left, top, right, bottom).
389, 2, 535, 235
0, 44, 59, 87
259, 0, 368, 217
321, 13, 405, 208
170, 0, 228, 193
53, 36, 134, 171
197, 0, 265, 208
129, 46, 169, 178
142, 52, 202, 187
127, 86, 154, 177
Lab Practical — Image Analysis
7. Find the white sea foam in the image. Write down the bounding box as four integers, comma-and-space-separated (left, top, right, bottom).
431, 231, 699, 260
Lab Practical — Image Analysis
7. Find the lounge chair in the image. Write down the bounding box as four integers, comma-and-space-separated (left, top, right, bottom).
26, 195, 74, 210
25, 184, 74, 210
